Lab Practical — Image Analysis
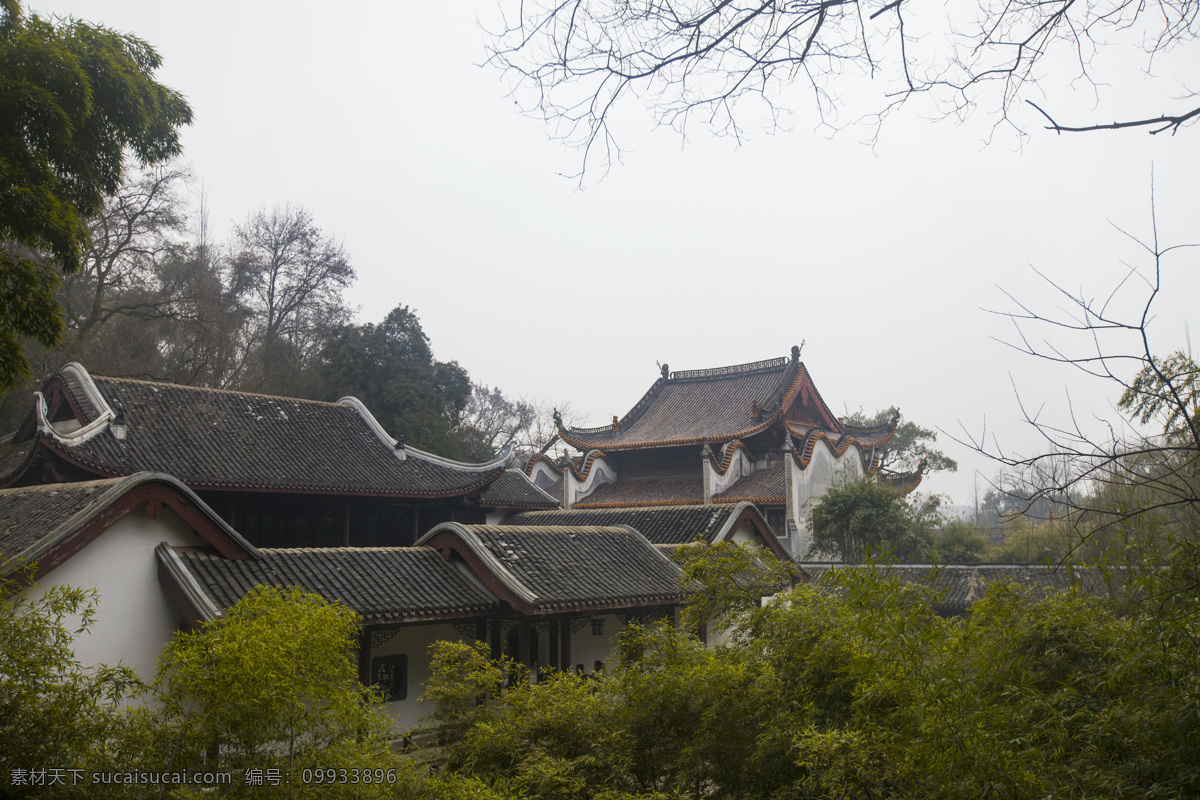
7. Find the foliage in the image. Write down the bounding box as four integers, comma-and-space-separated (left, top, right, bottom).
959, 212, 1199, 561
845, 407, 958, 476
932, 518, 988, 563
317, 304, 474, 457
426, 563, 1200, 800
1120, 350, 1200, 443
0, 579, 139, 799
808, 478, 937, 562
423, 640, 514, 744
122, 586, 394, 799
0, 1, 191, 389
670, 540, 793, 633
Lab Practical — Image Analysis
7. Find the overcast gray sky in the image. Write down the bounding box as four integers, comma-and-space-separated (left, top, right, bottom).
34, 1, 1199, 506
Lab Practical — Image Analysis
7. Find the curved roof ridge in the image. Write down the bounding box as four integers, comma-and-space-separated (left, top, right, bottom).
417, 521, 541, 607
94, 373, 349, 406
558, 347, 805, 451
669, 355, 789, 381
524, 453, 562, 477
3, 471, 259, 575
257, 545, 435, 554
339, 394, 510, 472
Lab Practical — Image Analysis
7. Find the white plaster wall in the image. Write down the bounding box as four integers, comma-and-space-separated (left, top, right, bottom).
728, 521, 758, 546
708, 447, 752, 497
790, 441, 865, 560
528, 461, 560, 491
372, 622, 473, 732
567, 455, 616, 506
565, 613, 623, 675
27, 506, 205, 685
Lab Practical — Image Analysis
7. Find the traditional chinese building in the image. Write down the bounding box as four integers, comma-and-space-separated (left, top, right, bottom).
526, 346, 921, 559
0, 363, 558, 548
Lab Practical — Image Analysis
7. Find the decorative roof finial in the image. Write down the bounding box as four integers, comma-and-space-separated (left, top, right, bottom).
890, 408, 901, 428
393, 434, 407, 461
917, 455, 928, 474
611, 415, 621, 432
750, 399, 761, 420
552, 408, 563, 427
661, 363, 669, 379
791, 341, 804, 363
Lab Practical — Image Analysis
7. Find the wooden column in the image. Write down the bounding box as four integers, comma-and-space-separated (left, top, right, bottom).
357, 628, 372, 685
341, 499, 351, 547
518, 620, 530, 670
560, 619, 572, 671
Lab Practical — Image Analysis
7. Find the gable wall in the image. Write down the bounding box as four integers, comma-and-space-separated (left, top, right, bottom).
27, 506, 206, 688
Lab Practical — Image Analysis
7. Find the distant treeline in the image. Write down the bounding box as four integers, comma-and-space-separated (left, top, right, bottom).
0, 166, 545, 463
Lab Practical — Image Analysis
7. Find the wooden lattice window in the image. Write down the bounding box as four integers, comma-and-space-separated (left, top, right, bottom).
372, 654, 408, 702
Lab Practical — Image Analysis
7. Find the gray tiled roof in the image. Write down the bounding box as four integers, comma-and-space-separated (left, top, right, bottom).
1, 473, 257, 574
423, 524, 683, 611
563, 358, 791, 450
714, 462, 785, 503
0, 479, 121, 562
0, 439, 35, 486
161, 545, 499, 623
503, 505, 740, 545
575, 473, 704, 507
480, 469, 560, 509
802, 564, 1102, 615
42, 371, 505, 497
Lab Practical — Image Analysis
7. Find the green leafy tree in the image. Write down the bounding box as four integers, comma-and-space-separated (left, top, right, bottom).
318, 305, 474, 458
0, 1, 191, 389
844, 407, 958, 476
0, 579, 139, 799
129, 586, 394, 799
670, 540, 793, 634
1120, 350, 1200, 446
933, 518, 988, 563
808, 478, 938, 562
426, 564, 1200, 800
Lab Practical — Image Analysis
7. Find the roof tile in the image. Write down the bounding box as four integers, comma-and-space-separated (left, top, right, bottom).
44, 373, 504, 496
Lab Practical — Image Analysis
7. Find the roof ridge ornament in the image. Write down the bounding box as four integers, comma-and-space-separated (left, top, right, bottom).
38, 364, 118, 446
110, 407, 127, 441
671, 356, 788, 380
791, 341, 804, 363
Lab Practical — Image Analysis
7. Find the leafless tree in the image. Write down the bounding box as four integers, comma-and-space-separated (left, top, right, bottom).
487, 0, 1199, 175
954, 194, 1199, 548
508, 396, 583, 469
456, 383, 538, 461
226, 206, 356, 393
58, 166, 189, 357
